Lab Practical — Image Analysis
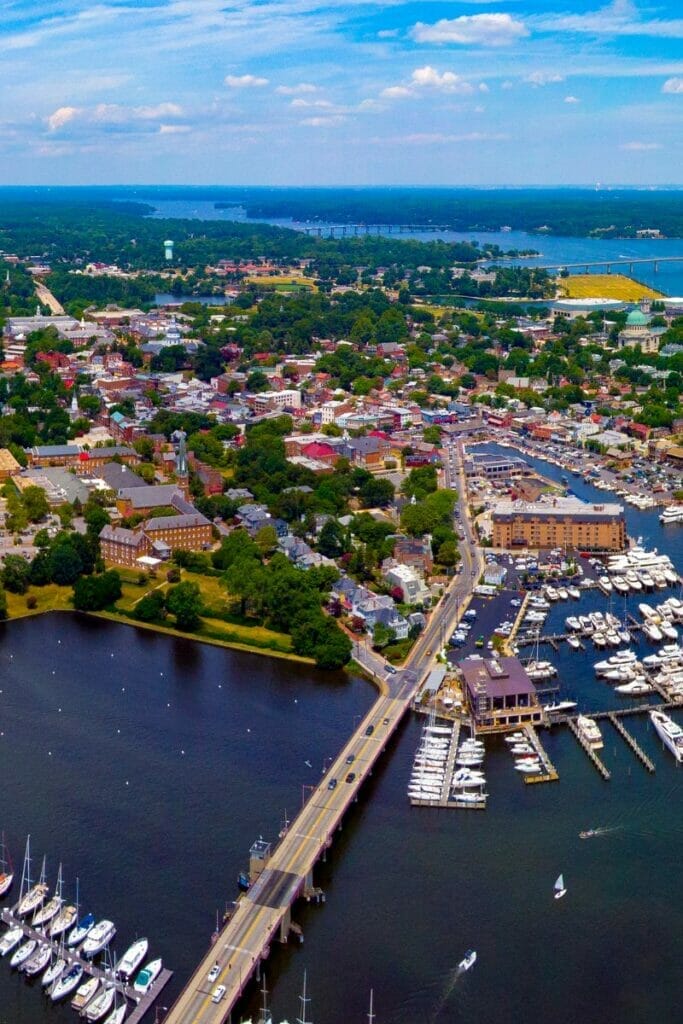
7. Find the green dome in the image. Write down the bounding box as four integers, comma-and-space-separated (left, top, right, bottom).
626, 308, 648, 326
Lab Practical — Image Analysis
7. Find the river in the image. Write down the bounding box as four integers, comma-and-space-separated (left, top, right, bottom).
145, 198, 683, 298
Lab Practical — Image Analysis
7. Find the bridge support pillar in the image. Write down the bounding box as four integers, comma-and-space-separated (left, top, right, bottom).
305, 869, 314, 888
654, 261, 659, 272
279, 907, 291, 944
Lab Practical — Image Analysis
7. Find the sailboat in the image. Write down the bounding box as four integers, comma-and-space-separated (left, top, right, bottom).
0, 831, 13, 896
297, 971, 312, 1024
50, 872, 78, 938
16, 837, 49, 918
33, 861, 64, 928
554, 874, 567, 900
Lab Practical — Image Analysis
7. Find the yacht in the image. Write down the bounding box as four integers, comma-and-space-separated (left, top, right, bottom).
612, 576, 629, 594
82, 919, 116, 958
67, 911, 95, 947
71, 975, 100, 1010
567, 635, 581, 650
664, 568, 679, 586
598, 576, 613, 592
50, 963, 84, 1001
615, 680, 652, 695
659, 506, 683, 525
661, 622, 678, 641
593, 632, 607, 648
118, 938, 149, 978
568, 586, 581, 600
545, 586, 559, 601
16, 880, 49, 918
0, 926, 24, 957
650, 710, 683, 762
565, 616, 581, 631
579, 616, 594, 634
133, 958, 163, 995
625, 571, 643, 591
504, 732, 526, 743
42, 955, 67, 987
557, 588, 569, 601
643, 622, 663, 642
50, 903, 77, 938
515, 760, 541, 773
577, 715, 603, 749
10, 938, 37, 969
639, 603, 659, 621
605, 630, 621, 647
32, 893, 63, 928
453, 791, 488, 804
84, 985, 117, 1022
640, 571, 655, 590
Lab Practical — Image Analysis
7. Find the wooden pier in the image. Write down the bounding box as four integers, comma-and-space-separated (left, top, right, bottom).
607, 713, 655, 773
438, 721, 461, 804
566, 719, 612, 780
0, 905, 173, 1022
522, 725, 559, 784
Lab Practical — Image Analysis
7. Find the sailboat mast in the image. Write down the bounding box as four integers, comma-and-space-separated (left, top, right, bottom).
367, 989, 375, 1024
297, 971, 311, 1024
20, 834, 32, 900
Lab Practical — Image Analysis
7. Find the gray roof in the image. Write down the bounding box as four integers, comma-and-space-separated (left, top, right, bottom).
96, 462, 146, 491
31, 444, 80, 458
118, 484, 182, 508
99, 525, 147, 547
145, 512, 210, 530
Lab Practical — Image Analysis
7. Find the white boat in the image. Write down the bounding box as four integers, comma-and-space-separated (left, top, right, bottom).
0, 832, 13, 897
50, 903, 77, 938
118, 937, 149, 978
639, 603, 658, 621
133, 957, 163, 995
598, 576, 613, 592
0, 926, 24, 957
16, 840, 49, 918
595, 650, 637, 673
578, 615, 594, 633
23, 942, 51, 976
71, 974, 100, 1010
103, 1005, 127, 1024
544, 700, 577, 714
557, 588, 569, 601
505, 732, 526, 743
50, 962, 84, 1001
42, 955, 67, 987
640, 571, 655, 590
565, 616, 581, 631
593, 632, 607, 649
85, 985, 117, 1022
459, 949, 477, 971
643, 622, 663, 642
612, 576, 629, 594
10, 938, 37, 968
625, 571, 643, 591
32, 893, 63, 928
453, 791, 487, 804
545, 586, 559, 601
67, 911, 95, 947
511, 744, 534, 754
577, 715, 603, 749
605, 631, 621, 647
615, 681, 652, 695
650, 710, 683, 762
515, 761, 541, 773
662, 622, 678, 641
568, 586, 581, 600
82, 919, 116, 958
659, 506, 683, 524
567, 635, 581, 650
664, 568, 679, 585
554, 874, 567, 899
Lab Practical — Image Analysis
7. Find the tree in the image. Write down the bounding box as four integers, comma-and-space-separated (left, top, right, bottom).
317, 519, 347, 559
372, 622, 396, 650
254, 525, 279, 557
359, 477, 395, 508
0, 586, 7, 620
436, 540, 459, 566
135, 589, 166, 622
72, 570, 122, 611
166, 581, 203, 630
313, 618, 352, 669
22, 485, 49, 523
1, 555, 30, 594
48, 541, 84, 586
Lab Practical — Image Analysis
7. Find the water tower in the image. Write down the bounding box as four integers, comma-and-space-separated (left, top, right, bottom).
164, 239, 174, 261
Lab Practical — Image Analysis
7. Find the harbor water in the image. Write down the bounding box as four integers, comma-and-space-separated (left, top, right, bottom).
2, 452, 683, 1023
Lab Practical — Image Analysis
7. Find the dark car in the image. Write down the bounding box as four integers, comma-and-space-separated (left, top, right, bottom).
345, 772, 356, 783
345, 753, 355, 765
365, 724, 374, 736
327, 778, 337, 791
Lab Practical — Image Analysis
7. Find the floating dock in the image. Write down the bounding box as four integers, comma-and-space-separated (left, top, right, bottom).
0, 905, 173, 1022
521, 725, 559, 784
607, 713, 655, 773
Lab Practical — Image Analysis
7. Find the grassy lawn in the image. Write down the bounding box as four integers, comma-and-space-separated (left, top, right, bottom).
558, 274, 663, 300
245, 274, 317, 291
5, 583, 72, 618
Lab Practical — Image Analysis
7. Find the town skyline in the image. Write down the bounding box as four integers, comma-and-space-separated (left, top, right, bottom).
0, 0, 682, 186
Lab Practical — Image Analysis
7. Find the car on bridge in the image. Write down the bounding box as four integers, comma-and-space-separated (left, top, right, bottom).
212, 985, 226, 1003
346, 753, 355, 765
207, 964, 220, 983
365, 724, 375, 736
328, 777, 338, 790
346, 772, 356, 783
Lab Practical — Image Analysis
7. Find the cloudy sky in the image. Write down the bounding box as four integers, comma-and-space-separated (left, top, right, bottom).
0, 0, 682, 185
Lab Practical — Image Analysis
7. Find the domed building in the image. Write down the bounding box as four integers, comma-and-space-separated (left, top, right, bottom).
616, 306, 665, 354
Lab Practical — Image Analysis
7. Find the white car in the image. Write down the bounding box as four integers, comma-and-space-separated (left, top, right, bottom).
212, 985, 226, 1003
208, 963, 221, 983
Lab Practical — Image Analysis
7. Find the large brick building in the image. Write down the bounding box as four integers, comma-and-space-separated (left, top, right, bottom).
492, 497, 626, 552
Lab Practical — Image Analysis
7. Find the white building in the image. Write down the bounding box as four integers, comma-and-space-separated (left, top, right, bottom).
384, 564, 430, 605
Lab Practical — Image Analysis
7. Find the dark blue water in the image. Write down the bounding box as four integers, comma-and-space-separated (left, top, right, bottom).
147, 199, 683, 297
0, 617, 373, 1022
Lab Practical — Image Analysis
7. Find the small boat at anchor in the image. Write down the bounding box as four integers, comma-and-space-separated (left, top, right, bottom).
0, 832, 13, 897
554, 874, 567, 900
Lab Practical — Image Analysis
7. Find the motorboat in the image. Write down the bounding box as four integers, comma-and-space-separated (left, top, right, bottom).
639, 603, 658, 621
50, 963, 84, 1001
133, 958, 163, 995
42, 955, 67, 987
545, 587, 559, 601
578, 616, 594, 634
593, 632, 607, 648
82, 919, 116, 958
598, 576, 613, 592
557, 588, 569, 601
568, 586, 581, 600
544, 700, 577, 713
71, 975, 100, 1010
595, 650, 637, 673
459, 950, 477, 971
605, 631, 621, 647
664, 568, 679, 586
565, 616, 581, 632
612, 576, 629, 594
84, 985, 117, 1022
661, 622, 678, 641
68, 912, 96, 948
577, 715, 603, 749
640, 571, 655, 590
0, 926, 24, 957
511, 744, 535, 754
650, 710, 683, 762
659, 506, 683, 524
23, 942, 51, 976
625, 571, 643, 591
615, 680, 652, 695
452, 791, 488, 804
452, 770, 486, 789
515, 760, 541, 773
643, 622, 663, 643
10, 938, 37, 969
567, 635, 581, 650
505, 732, 526, 743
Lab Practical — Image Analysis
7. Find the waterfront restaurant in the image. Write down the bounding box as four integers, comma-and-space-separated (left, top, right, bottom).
460, 656, 543, 733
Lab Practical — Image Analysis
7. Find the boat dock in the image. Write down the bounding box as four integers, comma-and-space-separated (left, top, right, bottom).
0, 905, 173, 1021
607, 714, 656, 773
566, 719, 612, 780
521, 726, 559, 784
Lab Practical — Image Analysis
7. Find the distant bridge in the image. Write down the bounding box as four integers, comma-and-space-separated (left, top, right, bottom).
533, 256, 683, 275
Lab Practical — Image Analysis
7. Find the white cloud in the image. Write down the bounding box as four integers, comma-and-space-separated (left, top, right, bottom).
300, 115, 346, 127
47, 106, 80, 132
159, 124, 191, 134
275, 83, 317, 95
225, 74, 269, 88
524, 71, 565, 86
411, 13, 528, 47
134, 102, 184, 120
564, 95, 580, 103
534, 1, 683, 39
382, 66, 476, 100
619, 141, 662, 150
374, 131, 509, 145
290, 98, 333, 109
377, 29, 399, 39
662, 77, 683, 94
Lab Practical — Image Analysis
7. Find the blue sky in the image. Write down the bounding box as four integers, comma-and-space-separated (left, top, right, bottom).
0, 0, 682, 185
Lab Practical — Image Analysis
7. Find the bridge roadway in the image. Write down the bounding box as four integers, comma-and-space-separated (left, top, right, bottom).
165, 448, 483, 1024
531, 256, 683, 272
